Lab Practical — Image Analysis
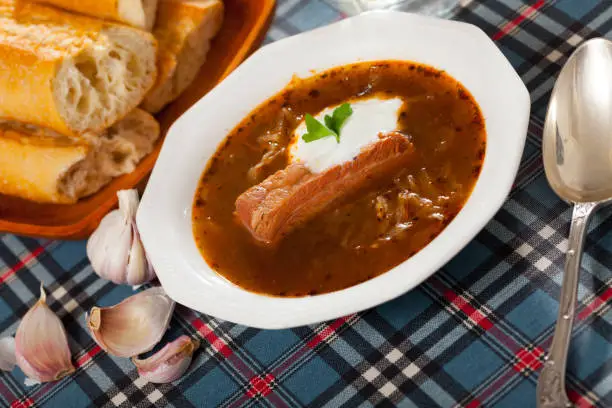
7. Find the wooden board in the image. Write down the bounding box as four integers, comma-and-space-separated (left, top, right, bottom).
0, 0, 276, 239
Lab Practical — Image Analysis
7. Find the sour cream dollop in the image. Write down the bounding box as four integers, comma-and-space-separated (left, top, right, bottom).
288, 97, 403, 173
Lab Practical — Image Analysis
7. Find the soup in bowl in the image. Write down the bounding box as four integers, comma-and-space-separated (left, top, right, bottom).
137, 11, 529, 328
193, 60, 486, 297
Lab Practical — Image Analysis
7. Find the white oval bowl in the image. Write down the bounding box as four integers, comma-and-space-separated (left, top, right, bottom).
137, 11, 530, 329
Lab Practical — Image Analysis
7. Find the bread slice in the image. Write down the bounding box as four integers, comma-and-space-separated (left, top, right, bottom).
30, 0, 159, 31
0, 109, 160, 204
0, 0, 157, 136
141, 0, 223, 113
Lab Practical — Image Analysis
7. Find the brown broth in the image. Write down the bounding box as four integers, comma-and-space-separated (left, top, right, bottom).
192, 61, 486, 297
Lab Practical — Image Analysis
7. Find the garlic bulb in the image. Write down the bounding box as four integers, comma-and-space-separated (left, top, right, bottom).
0, 337, 16, 371
132, 335, 200, 383
87, 287, 175, 358
87, 189, 155, 286
15, 286, 75, 382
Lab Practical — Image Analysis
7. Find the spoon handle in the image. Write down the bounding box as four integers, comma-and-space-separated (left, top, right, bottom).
537, 201, 598, 408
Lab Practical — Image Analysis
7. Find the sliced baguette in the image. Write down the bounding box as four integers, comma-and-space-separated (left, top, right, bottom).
30, 0, 159, 31
0, 109, 160, 204
141, 0, 223, 113
0, 0, 157, 136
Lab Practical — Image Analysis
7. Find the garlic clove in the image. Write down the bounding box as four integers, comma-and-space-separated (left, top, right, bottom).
124, 223, 155, 286
132, 335, 200, 383
15, 286, 75, 382
87, 211, 131, 284
87, 287, 175, 358
87, 189, 156, 286
0, 337, 16, 371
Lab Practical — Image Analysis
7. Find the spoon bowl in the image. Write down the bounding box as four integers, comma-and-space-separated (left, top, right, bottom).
543, 38, 612, 203
538, 38, 612, 407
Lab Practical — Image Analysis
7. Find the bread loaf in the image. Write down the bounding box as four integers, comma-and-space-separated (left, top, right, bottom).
0, 0, 157, 136
141, 0, 223, 113
30, 0, 159, 30
0, 109, 160, 204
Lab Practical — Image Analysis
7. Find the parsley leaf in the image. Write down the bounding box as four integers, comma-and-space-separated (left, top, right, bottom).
325, 103, 353, 137
302, 103, 353, 143
302, 114, 336, 143
324, 115, 335, 135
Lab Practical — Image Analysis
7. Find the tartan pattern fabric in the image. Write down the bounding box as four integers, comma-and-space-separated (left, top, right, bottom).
1, 0, 612, 406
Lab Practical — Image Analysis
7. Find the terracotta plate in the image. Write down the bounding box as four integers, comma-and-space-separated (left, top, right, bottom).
0, 0, 276, 239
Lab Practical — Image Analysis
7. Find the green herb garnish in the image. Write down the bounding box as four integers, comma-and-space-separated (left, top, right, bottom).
302, 103, 353, 143
325, 103, 353, 136
302, 114, 336, 143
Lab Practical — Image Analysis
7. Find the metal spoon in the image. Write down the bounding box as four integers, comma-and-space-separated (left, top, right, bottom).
538, 38, 612, 407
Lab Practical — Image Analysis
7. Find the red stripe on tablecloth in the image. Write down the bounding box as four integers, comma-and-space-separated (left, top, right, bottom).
443, 289, 494, 330
577, 287, 612, 321
10, 398, 34, 408
243, 374, 288, 406
192, 318, 232, 357
246, 374, 275, 398
75, 345, 102, 368
465, 400, 482, 408
492, 0, 545, 41
568, 389, 596, 408
307, 316, 349, 349
512, 347, 544, 373
0, 245, 47, 285
245, 377, 289, 408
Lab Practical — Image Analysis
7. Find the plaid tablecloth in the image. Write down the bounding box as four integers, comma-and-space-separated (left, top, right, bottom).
2, 0, 612, 407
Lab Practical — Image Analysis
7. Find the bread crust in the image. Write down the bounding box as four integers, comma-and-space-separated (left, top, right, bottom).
30, 0, 159, 30
0, 109, 160, 204
0, 0, 157, 135
142, 0, 223, 113
0, 130, 89, 203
